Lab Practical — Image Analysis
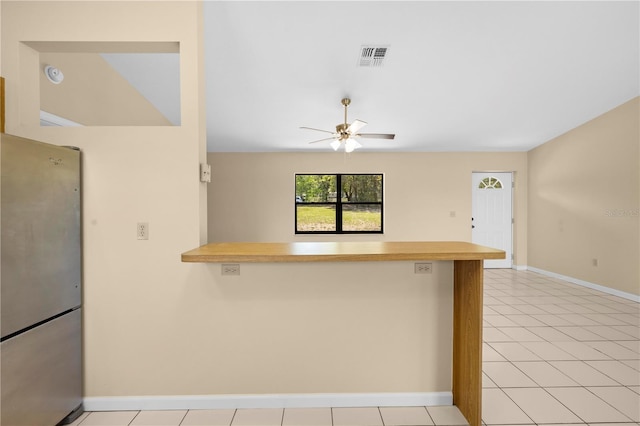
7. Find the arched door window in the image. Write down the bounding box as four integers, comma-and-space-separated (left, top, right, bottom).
478, 176, 503, 189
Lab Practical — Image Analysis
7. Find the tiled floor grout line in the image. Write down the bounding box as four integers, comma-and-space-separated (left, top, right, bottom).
491, 386, 535, 424
582, 386, 636, 422
178, 410, 188, 426
424, 405, 436, 425
128, 410, 138, 426
233, 408, 238, 426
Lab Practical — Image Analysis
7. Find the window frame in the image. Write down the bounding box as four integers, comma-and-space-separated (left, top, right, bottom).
295, 173, 384, 235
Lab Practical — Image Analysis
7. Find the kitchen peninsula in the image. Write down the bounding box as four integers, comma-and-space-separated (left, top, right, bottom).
182, 241, 504, 426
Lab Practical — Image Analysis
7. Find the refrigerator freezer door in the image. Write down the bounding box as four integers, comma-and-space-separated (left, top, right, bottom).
0, 309, 82, 426
1, 134, 81, 338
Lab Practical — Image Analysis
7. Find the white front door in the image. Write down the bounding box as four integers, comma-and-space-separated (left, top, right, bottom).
471, 172, 513, 269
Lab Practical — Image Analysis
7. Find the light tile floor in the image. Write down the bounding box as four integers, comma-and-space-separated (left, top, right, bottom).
482, 269, 639, 425
70, 269, 639, 426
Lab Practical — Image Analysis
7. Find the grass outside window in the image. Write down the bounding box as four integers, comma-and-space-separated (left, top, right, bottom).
295, 174, 383, 234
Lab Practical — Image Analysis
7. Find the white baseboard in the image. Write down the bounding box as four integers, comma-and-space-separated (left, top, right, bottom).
83, 392, 452, 411
526, 266, 640, 303
512, 265, 528, 271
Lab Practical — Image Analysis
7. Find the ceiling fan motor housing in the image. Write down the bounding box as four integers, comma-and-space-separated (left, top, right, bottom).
336, 123, 350, 139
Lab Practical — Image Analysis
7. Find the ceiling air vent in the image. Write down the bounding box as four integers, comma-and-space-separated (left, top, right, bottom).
358, 45, 389, 67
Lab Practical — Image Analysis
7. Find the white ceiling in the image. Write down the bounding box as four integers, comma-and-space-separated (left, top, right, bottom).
203, 1, 638, 152
101, 53, 181, 126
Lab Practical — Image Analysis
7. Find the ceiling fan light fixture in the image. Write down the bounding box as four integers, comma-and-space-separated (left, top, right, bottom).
301, 98, 394, 152
345, 138, 361, 153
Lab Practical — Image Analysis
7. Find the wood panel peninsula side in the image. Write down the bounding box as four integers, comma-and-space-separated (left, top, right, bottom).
181, 241, 505, 426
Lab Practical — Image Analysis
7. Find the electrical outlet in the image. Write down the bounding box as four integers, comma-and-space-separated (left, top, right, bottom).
415, 262, 432, 274
137, 222, 149, 240
221, 264, 240, 276
592, 258, 598, 267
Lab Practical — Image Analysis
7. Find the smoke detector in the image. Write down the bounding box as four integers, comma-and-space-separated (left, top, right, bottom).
44, 65, 64, 84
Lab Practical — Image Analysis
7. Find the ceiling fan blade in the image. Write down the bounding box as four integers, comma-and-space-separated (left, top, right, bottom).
355, 133, 395, 140
308, 136, 338, 144
300, 126, 335, 135
347, 119, 367, 134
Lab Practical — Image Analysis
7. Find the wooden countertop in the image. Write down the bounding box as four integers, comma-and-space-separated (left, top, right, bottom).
181, 241, 505, 263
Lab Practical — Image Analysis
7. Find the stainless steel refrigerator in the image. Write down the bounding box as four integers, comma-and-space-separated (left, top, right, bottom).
1, 133, 83, 425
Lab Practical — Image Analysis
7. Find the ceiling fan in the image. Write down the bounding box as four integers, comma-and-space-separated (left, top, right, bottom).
301, 98, 395, 152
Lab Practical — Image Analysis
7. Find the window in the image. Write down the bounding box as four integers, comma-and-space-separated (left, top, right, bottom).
295, 174, 383, 234
478, 176, 503, 189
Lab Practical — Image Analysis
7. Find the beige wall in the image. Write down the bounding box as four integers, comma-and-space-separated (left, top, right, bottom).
0, 1, 459, 400
200, 147, 528, 397
1, 0, 208, 398
203, 151, 530, 396
528, 97, 640, 296
0, 1, 3, 74
208, 152, 528, 267
39, 51, 172, 126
